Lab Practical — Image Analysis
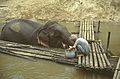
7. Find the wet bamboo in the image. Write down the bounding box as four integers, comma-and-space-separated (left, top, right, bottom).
85, 55, 89, 67
113, 57, 120, 79
54, 57, 77, 65
89, 44, 94, 68
81, 20, 84, 38
0, 46, 77, 65
78, 55, 82, 66
116, 71, 120, 79
0, 46, 64, 58
87, 21, 90, 40
79, 21, 82, 37
97, 42, 107, 68
99, 41, 111, 68
84, 20, 87, 39
0, 47, 35, 61
97, 21, 101, 33
0, 40, 63, 55
12, 51, 53, 60
91, 21, 95, 40
92, 42, 98, 69
94, 42, 104, 69
89, 21, 92, 40
82, 20, 84, 38
89, 21, 91, 40
82, 55, 86, 67
90, 21, 93, 40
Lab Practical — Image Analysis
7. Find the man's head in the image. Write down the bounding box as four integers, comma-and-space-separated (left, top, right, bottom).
69, 34, 78, 42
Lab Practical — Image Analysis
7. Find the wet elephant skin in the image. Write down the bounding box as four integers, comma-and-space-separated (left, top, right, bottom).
0, 19, 74, 48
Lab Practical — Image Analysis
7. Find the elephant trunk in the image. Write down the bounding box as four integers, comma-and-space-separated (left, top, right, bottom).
62, 34, 74, 46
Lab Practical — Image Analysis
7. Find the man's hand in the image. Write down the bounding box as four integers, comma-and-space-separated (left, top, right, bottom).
68, 46, 75, 50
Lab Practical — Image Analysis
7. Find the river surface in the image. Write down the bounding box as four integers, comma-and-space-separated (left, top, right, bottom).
97, 22, 120, 56
0, 53, 111, 79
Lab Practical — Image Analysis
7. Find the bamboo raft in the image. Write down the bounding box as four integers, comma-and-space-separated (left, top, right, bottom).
78, 20, 112, 72
0, 40, 77, 65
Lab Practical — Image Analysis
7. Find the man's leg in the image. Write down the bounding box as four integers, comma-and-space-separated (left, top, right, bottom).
77, 45, 85, 54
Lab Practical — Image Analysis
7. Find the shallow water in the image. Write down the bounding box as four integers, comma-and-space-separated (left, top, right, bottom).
96, 22, 120, 55
0, 53, 111, 79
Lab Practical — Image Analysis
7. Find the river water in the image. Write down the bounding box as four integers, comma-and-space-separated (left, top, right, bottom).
0, 21, 119, 79
0, 53, 111, 79
96, 22, 120, 56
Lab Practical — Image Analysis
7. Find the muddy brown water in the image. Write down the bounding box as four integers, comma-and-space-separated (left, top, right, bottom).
97, 22, 120, 56
0, 53, 111, 79
0, 20, 119, 79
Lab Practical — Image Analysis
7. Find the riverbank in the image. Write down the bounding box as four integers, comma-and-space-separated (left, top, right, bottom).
0, 0, 120, 22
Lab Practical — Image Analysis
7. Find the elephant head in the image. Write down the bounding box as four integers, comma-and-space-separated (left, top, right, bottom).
36, 21, 74, 48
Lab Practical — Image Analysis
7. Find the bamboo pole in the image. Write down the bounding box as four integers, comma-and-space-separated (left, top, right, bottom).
97, 42, 107, 68
94, 42, 104, 69
97, 21, 101, 33
82, 20, 84, 38
89, 43, 93, 68
106, 32, 111, 50
99, 41, 111, 68
113, 57, 120, 79
0, 47, 35, 61
91, 21, 95, 40
86, 21, 90, 40
92, 42, 98, 69
89, 21, 92, 40
85, 55, 89, 67
116, 71, 120, 79
82, 55, 86, 67
81, 20, 84, 38
0, 46, 77, 65
84, 20, 87, 39
79, 21, 82, 37
78, 55, 83, 67
0, 40, 63, 55
0, 46, 64, 57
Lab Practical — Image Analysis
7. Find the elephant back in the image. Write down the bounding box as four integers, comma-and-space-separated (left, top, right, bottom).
0, 19, 42, 44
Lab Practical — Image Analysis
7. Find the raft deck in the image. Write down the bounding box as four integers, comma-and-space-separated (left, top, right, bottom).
77, 20, 112, 72
0, 40, 77, 65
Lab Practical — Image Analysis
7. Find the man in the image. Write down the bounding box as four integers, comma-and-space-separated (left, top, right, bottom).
69, 34, 91, 55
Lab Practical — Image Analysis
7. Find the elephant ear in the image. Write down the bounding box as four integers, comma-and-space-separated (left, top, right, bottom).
53, 30, 61, 37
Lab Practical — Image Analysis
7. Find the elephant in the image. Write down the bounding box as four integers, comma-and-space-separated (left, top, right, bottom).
0, 19, 74, 48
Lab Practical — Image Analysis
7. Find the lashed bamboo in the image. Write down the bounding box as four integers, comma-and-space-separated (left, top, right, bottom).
97, 42, 107, 68
82, 20, 85, 38
94, 42, 104, 69
79, 21, 82, 37
92, 42, 98, 69
82, 56, 86, 67
91, 21, 95, 40
89, 21, 92, 40
116, 71, 120, 79
0, 40, 77, 65
89, 42, 93, 68
113, 57, 120, 79
99, 41, 111, 68
84, 20, 87, 39
85, 55, 89, 67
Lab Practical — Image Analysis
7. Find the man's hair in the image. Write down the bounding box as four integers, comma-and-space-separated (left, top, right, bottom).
69, 34, 78, 42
